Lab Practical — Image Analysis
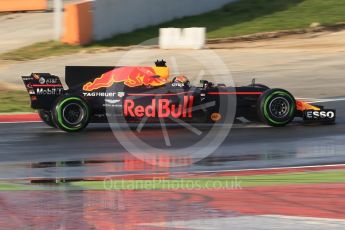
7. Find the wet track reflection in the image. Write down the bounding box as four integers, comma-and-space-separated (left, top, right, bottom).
0, 101, 344, 180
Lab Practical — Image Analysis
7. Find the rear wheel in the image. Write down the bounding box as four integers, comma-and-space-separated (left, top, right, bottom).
52, 96, 90, 132
38, 109, 55, 127
257, 88, 296, 127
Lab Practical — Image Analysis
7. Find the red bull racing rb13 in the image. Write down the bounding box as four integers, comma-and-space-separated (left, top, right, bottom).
22, 60, 336, 132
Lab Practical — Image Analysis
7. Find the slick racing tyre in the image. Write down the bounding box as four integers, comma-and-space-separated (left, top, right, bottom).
257, 88, 296, 127
52, 96, 90, 132
38, 109, 55, 127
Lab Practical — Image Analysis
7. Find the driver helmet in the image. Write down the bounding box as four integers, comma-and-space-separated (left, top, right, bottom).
173, 75, 189, 84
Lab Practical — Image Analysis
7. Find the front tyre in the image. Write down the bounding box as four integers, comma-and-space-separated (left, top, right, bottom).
257, 88, 296, 127
52, 96, 90, 132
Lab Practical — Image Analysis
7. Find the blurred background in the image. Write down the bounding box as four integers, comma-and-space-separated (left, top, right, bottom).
1, 0, 345, 113
1, 1, 345, 229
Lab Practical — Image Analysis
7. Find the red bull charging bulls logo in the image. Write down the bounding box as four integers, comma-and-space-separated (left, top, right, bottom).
83, 66, 169, 91
124, 96, 194, 118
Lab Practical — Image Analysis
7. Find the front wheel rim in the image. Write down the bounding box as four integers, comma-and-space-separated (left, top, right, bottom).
269, 97, 290, 119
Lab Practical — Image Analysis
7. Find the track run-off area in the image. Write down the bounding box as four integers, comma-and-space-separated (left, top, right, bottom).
0, 98, 344, 229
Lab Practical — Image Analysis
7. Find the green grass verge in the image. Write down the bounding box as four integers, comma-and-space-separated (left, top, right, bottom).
0, 183, 36, 191
0, 88, 33, 113
0, 41, 82, 61
0, 182, 68, 191
70, 170, 345, 190
1, 0, 345, 61
2, 169, 343, 191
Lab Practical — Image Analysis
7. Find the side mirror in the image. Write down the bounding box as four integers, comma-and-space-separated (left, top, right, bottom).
251, 78, 256, 86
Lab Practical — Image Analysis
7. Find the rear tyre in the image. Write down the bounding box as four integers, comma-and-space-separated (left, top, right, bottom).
52, 96, 90, 132
257, 88, 296, 127
38, 109, 55, 127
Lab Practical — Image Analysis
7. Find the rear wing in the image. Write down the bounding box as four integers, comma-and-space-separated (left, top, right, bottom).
22, 73, 64, 110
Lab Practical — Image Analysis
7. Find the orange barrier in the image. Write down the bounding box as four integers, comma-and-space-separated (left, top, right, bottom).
0, 0, 47, 12
61, 1, 93, 45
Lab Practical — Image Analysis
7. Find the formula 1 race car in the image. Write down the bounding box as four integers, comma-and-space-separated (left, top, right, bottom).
22, 60, 336, 132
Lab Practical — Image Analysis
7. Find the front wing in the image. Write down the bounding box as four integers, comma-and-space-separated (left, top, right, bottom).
296, 100, 336, 123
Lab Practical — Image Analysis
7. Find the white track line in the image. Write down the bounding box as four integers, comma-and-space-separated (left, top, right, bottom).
297, 97, 345, 103
3, 163, 343, 181
189, 163, 345, 175
0, 121, 42, 124
140, 215, 345, 229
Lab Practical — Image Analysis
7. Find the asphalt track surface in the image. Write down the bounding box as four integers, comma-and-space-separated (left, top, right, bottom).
0, 100, 344, 180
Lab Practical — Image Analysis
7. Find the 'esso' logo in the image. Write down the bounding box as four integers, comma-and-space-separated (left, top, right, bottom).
306, 111, 335, 119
